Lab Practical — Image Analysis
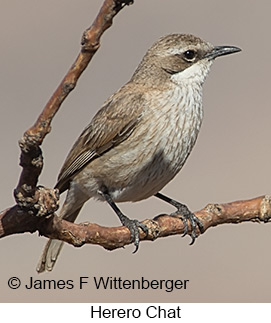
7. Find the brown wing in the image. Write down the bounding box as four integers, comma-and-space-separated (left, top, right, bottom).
55, 88, 145, 193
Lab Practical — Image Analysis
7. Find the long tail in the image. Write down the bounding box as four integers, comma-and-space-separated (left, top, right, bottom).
36, 207, 82, 273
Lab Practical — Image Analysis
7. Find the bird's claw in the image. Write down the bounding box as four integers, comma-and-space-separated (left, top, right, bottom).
171, 204, 204, 245
121, 217, 148, 253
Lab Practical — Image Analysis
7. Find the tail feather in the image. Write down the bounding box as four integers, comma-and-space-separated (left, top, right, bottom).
36, 206, 83, 273
36, 239, 64, 273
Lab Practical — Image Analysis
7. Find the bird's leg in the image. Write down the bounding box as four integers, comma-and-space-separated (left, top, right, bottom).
100, 188, 148, 253
154, 192, 204, 245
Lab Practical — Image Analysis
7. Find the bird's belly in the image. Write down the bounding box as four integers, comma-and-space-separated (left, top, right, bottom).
93, 122, 200, 202
109, 148, 185, 202
111, 129, 198, 202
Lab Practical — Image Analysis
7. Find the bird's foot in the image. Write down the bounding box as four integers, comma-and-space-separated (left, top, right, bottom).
155, 192, 204, 244
120, 215, 148, 253
100, 188, 148, 252
170, 202, 204, 245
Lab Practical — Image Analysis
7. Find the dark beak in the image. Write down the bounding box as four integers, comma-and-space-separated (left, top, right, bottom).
205, 45, 241, 59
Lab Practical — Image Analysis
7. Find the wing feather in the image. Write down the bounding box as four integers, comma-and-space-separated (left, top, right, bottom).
55, 87, 145, 193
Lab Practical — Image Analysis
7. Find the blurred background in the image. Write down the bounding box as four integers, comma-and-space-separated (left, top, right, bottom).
1, 0, 271, 302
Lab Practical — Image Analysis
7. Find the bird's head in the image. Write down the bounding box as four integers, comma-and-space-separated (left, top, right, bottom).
131, 34, 241, 87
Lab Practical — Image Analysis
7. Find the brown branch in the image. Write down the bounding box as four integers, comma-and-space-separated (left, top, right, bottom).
24, 0, 133, 145
13, 0, 134, 217
1, 196, 270, 250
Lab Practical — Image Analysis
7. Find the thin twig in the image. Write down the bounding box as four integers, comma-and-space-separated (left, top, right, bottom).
13, 0, 133, 217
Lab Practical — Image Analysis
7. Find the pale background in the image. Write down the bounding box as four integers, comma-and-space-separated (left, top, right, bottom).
1, 0, 270, 302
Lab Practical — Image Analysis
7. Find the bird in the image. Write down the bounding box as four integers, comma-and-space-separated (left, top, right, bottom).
37, 33, 241, 273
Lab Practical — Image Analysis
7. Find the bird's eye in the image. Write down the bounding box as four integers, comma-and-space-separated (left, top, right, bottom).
183, 50, 196, 61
